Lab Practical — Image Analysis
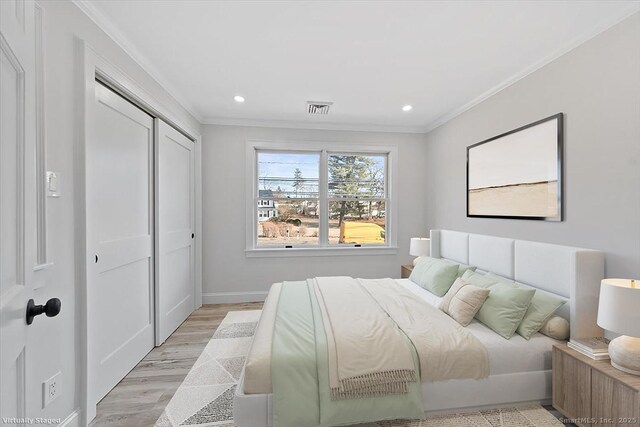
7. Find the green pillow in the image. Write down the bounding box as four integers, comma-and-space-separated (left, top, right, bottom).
516, 290, 566, 340
443, 259, 477, 278
481, 272, 566, 339
409, 257, 459, 297
475, 283, 536, 339
484, 271, 518, 286
460, 270, 501, 288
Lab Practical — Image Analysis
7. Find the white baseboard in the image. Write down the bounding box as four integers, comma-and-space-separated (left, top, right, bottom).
60, 409, 80, 427
202, 291, 268, 304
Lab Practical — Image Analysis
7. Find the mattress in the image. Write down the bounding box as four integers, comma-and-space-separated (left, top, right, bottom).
243, 278, 562, 395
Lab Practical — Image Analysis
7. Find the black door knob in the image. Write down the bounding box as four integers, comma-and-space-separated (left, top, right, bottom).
26, 298, 62, 325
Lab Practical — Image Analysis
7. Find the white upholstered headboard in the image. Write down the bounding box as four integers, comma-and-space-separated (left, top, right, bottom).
430, 230, 605, 340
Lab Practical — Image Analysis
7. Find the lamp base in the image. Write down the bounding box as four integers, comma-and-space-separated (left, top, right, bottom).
609, 335, 640, 376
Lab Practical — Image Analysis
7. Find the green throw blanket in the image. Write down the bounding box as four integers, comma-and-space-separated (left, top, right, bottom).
271, 280, 424, 427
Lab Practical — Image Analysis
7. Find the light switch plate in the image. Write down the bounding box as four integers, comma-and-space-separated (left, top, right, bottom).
47, 171, 60, 197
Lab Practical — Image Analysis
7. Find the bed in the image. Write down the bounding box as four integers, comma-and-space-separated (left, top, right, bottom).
233, 230, 605, 427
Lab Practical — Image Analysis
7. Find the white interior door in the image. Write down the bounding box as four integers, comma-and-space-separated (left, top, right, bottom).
155, 119, 195, 345
88, 82, 155, 403
1, 0, 39, 422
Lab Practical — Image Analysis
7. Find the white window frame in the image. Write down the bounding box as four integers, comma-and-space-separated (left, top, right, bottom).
245, 140, 398, 257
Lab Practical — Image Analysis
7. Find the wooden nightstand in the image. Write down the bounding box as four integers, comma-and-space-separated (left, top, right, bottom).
552, 343, 640, 427
401, 264, 414, 279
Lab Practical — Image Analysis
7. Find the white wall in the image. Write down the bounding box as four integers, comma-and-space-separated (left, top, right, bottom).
202, 125, 428, 301
423, 13, 640, 280
35, 1, 200, 424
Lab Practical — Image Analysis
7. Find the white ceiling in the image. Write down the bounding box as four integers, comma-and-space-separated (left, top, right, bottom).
79, 1, 639, 132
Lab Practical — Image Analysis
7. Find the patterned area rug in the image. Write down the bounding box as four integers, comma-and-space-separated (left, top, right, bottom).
155, 310, 260, 427
155, 310, 563, 427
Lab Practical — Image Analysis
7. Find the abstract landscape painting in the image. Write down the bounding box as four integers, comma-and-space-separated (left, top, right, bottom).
467, 114, 563, 220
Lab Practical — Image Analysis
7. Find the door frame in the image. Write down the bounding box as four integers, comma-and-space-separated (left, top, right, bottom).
77, 41, 202, 424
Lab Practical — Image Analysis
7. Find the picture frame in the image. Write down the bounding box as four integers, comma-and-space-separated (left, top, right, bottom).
466, 113, 563, 221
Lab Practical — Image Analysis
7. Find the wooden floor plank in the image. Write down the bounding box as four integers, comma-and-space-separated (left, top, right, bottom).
90, 302, 263, 427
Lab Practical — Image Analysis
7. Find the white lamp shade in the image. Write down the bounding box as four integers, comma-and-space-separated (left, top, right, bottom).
597, 279, 640, 338
410, 238, 430, 257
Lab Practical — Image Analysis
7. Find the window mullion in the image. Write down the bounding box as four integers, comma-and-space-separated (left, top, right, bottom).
319, 150, 329, 247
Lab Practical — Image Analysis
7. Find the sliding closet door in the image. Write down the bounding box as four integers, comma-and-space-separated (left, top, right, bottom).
155, 119, 195, 345
89, 82, 155, 402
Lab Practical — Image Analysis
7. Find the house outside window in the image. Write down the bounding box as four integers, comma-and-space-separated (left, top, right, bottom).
257, 190, 278, 221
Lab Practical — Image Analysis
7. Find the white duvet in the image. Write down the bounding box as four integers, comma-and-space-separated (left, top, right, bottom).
244, 279, 563, 395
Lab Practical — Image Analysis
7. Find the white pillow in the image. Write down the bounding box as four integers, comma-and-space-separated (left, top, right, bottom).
440, 278, 490, 327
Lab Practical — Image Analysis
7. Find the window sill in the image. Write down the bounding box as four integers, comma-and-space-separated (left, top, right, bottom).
245, 246, 398, 258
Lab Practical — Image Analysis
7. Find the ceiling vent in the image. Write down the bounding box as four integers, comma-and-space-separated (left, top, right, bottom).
307, 101, 333, 115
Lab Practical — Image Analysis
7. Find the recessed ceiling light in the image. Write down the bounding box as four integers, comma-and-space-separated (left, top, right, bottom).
234, 95, 245, 103
402, 105, 413, 112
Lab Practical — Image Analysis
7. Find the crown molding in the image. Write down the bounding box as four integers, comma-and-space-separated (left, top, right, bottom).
423, 5, 640, 133
202, 116, 427, 134
72, 0, 203, 123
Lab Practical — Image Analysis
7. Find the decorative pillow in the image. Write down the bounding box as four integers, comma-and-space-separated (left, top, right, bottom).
484, 272, 518, 287
517, 291, 567, 340
539, 315, 570, 340
482, 272, 566, 339
439, 278, 466, 312
409, 256, 459, 297
460, 270, 501, 288
475, 283, 536, 339
443, 259, 477, 278
440, 278, 490, 326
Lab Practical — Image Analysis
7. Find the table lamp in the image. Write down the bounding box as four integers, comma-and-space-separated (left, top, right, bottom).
597, 278, 640, 375
410, 237, 430, 266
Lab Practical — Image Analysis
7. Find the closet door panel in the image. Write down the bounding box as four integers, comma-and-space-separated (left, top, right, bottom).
155, 119, 195, 345
90, 82, 155, 402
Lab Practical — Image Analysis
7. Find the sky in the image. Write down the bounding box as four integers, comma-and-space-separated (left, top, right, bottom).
258, 152, 385, 196
258, 152, 320, 195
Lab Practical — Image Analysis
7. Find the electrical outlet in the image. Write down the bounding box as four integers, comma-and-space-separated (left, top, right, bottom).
43, 372, 61, 408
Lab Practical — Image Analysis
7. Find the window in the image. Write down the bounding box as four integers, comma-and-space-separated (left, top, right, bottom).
257, 151, 320, 246
327, 154, 386, 245
247, 141, 397, 255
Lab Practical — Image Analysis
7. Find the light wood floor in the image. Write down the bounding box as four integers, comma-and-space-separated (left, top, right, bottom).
90, 302, 263, 427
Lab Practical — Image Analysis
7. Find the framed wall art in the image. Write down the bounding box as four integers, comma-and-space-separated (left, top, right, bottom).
467, 113, 563, 221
